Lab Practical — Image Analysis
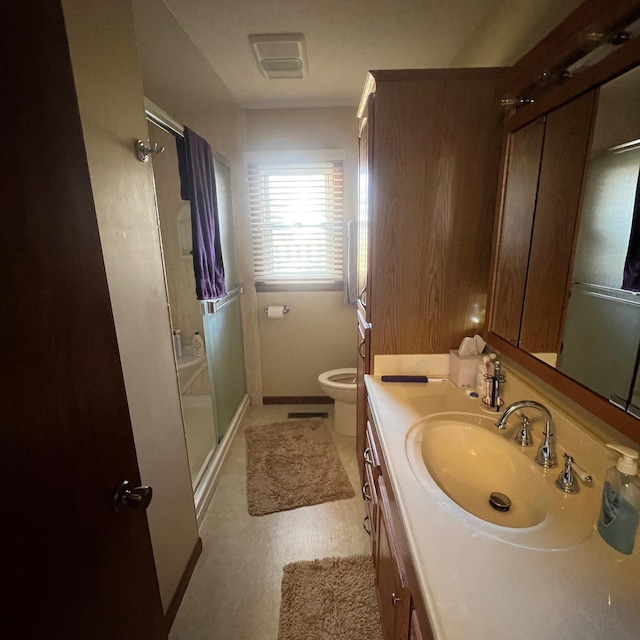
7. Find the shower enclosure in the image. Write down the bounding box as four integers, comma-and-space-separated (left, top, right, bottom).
147, 106, 247, 511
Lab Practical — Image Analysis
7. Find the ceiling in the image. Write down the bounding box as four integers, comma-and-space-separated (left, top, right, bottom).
133, 0, 583, 111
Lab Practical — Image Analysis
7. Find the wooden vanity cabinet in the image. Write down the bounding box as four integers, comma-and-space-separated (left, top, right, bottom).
355, 68, 505, 488
366, 406, 434, 640
356, 68, 504, 354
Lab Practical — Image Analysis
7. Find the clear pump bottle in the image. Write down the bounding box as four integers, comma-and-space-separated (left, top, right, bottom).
597, 443, 640, 555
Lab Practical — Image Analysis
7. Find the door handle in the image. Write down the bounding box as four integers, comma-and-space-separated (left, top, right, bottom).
113, 480, 153, 512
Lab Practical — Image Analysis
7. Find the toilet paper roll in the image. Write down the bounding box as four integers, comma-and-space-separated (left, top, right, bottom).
267, 305, 285, 319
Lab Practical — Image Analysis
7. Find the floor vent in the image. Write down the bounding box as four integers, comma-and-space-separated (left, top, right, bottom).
287, 412, 329, 419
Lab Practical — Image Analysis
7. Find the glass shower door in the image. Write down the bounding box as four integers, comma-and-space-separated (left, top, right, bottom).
202, 155, 247, 443
203, 294, 246, 441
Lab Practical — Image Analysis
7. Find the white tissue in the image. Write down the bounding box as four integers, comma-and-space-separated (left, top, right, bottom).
267, 305, 285, 319
458, 334, 486, 356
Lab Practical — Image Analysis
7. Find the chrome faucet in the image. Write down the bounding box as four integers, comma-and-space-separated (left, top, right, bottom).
495, 400, 558, 468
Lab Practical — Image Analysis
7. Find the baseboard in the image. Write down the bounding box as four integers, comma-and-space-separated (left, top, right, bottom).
165, 536, 202, 633
263, 396, 334, 404
193, 392, 250, 525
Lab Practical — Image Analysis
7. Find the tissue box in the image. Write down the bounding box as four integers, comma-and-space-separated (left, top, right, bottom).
449, 350, 481, 388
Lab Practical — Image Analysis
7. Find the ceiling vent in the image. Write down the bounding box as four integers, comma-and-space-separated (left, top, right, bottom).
249, 34, 308, 79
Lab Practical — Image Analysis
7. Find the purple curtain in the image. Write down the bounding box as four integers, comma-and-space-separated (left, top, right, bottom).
179, 126, 226, 300
622, 172, 640, 291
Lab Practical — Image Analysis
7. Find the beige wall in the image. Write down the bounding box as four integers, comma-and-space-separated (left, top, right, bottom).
451, 0, 583, 67
259, 292, 357, 396
63, 0, 199, 613
243, 107, 359, 397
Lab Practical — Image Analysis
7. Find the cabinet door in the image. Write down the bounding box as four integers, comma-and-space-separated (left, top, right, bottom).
376, 477, 410, 640
519, 91, 597, 353
369, 71, 503, 354
357, 312, 371, 484
491, 118, 545, 345
409, 609, 430, 640
358, 96, 373, 320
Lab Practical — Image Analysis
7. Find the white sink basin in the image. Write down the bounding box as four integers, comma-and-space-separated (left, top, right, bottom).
418, 419, 547, 528
406, 412, 599, 549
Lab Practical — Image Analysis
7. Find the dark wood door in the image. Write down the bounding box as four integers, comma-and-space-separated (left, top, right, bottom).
1, 2, 166, 638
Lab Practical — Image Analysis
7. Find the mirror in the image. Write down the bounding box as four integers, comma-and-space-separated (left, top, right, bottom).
490, 63, 640, 416
557, 66, 640, 409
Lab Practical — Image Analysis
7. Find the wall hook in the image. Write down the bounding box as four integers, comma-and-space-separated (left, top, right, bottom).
136, 139, 165, 163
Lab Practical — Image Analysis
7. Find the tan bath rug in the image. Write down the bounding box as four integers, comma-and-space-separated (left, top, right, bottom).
277, 555, 383, 640
245, 418, 355, 516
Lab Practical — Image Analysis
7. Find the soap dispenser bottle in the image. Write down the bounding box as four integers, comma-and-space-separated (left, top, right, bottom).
192, 331, 205, 357
597, 443, 640, 554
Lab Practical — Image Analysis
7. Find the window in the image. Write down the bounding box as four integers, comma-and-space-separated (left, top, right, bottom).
248, 154, 344, 290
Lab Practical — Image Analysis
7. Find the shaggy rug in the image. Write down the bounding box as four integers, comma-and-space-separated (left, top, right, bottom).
245, 419, 355, 516
277, 555, 383, 640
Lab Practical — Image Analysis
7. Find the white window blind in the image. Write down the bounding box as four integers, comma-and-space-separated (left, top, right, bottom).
248, 158, 344, 286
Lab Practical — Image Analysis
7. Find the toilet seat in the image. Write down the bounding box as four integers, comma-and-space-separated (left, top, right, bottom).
318, 368, 357, 390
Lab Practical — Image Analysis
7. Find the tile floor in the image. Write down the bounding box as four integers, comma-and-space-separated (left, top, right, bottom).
169, 404, 371, 640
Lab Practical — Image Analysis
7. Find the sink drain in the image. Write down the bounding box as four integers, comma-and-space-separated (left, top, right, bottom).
489, 492, 511, 512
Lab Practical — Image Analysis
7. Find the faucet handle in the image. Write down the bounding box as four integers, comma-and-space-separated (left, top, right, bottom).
571, 460, 593, 486
555, 453, 580, 493
513, 413, 533, 447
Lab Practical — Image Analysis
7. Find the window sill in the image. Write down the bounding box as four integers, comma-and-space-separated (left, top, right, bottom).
255, 282, 344, 293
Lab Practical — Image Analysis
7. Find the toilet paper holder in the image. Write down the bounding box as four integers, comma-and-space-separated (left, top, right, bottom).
263, 305, 290, 314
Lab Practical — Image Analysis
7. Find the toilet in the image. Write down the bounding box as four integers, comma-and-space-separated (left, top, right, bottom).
318, 368, 357, 436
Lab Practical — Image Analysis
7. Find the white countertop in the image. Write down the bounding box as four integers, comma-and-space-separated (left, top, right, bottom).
365, 373, 640, 640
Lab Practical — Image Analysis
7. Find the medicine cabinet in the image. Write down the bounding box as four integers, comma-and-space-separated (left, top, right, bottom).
486, 0, 640, 445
